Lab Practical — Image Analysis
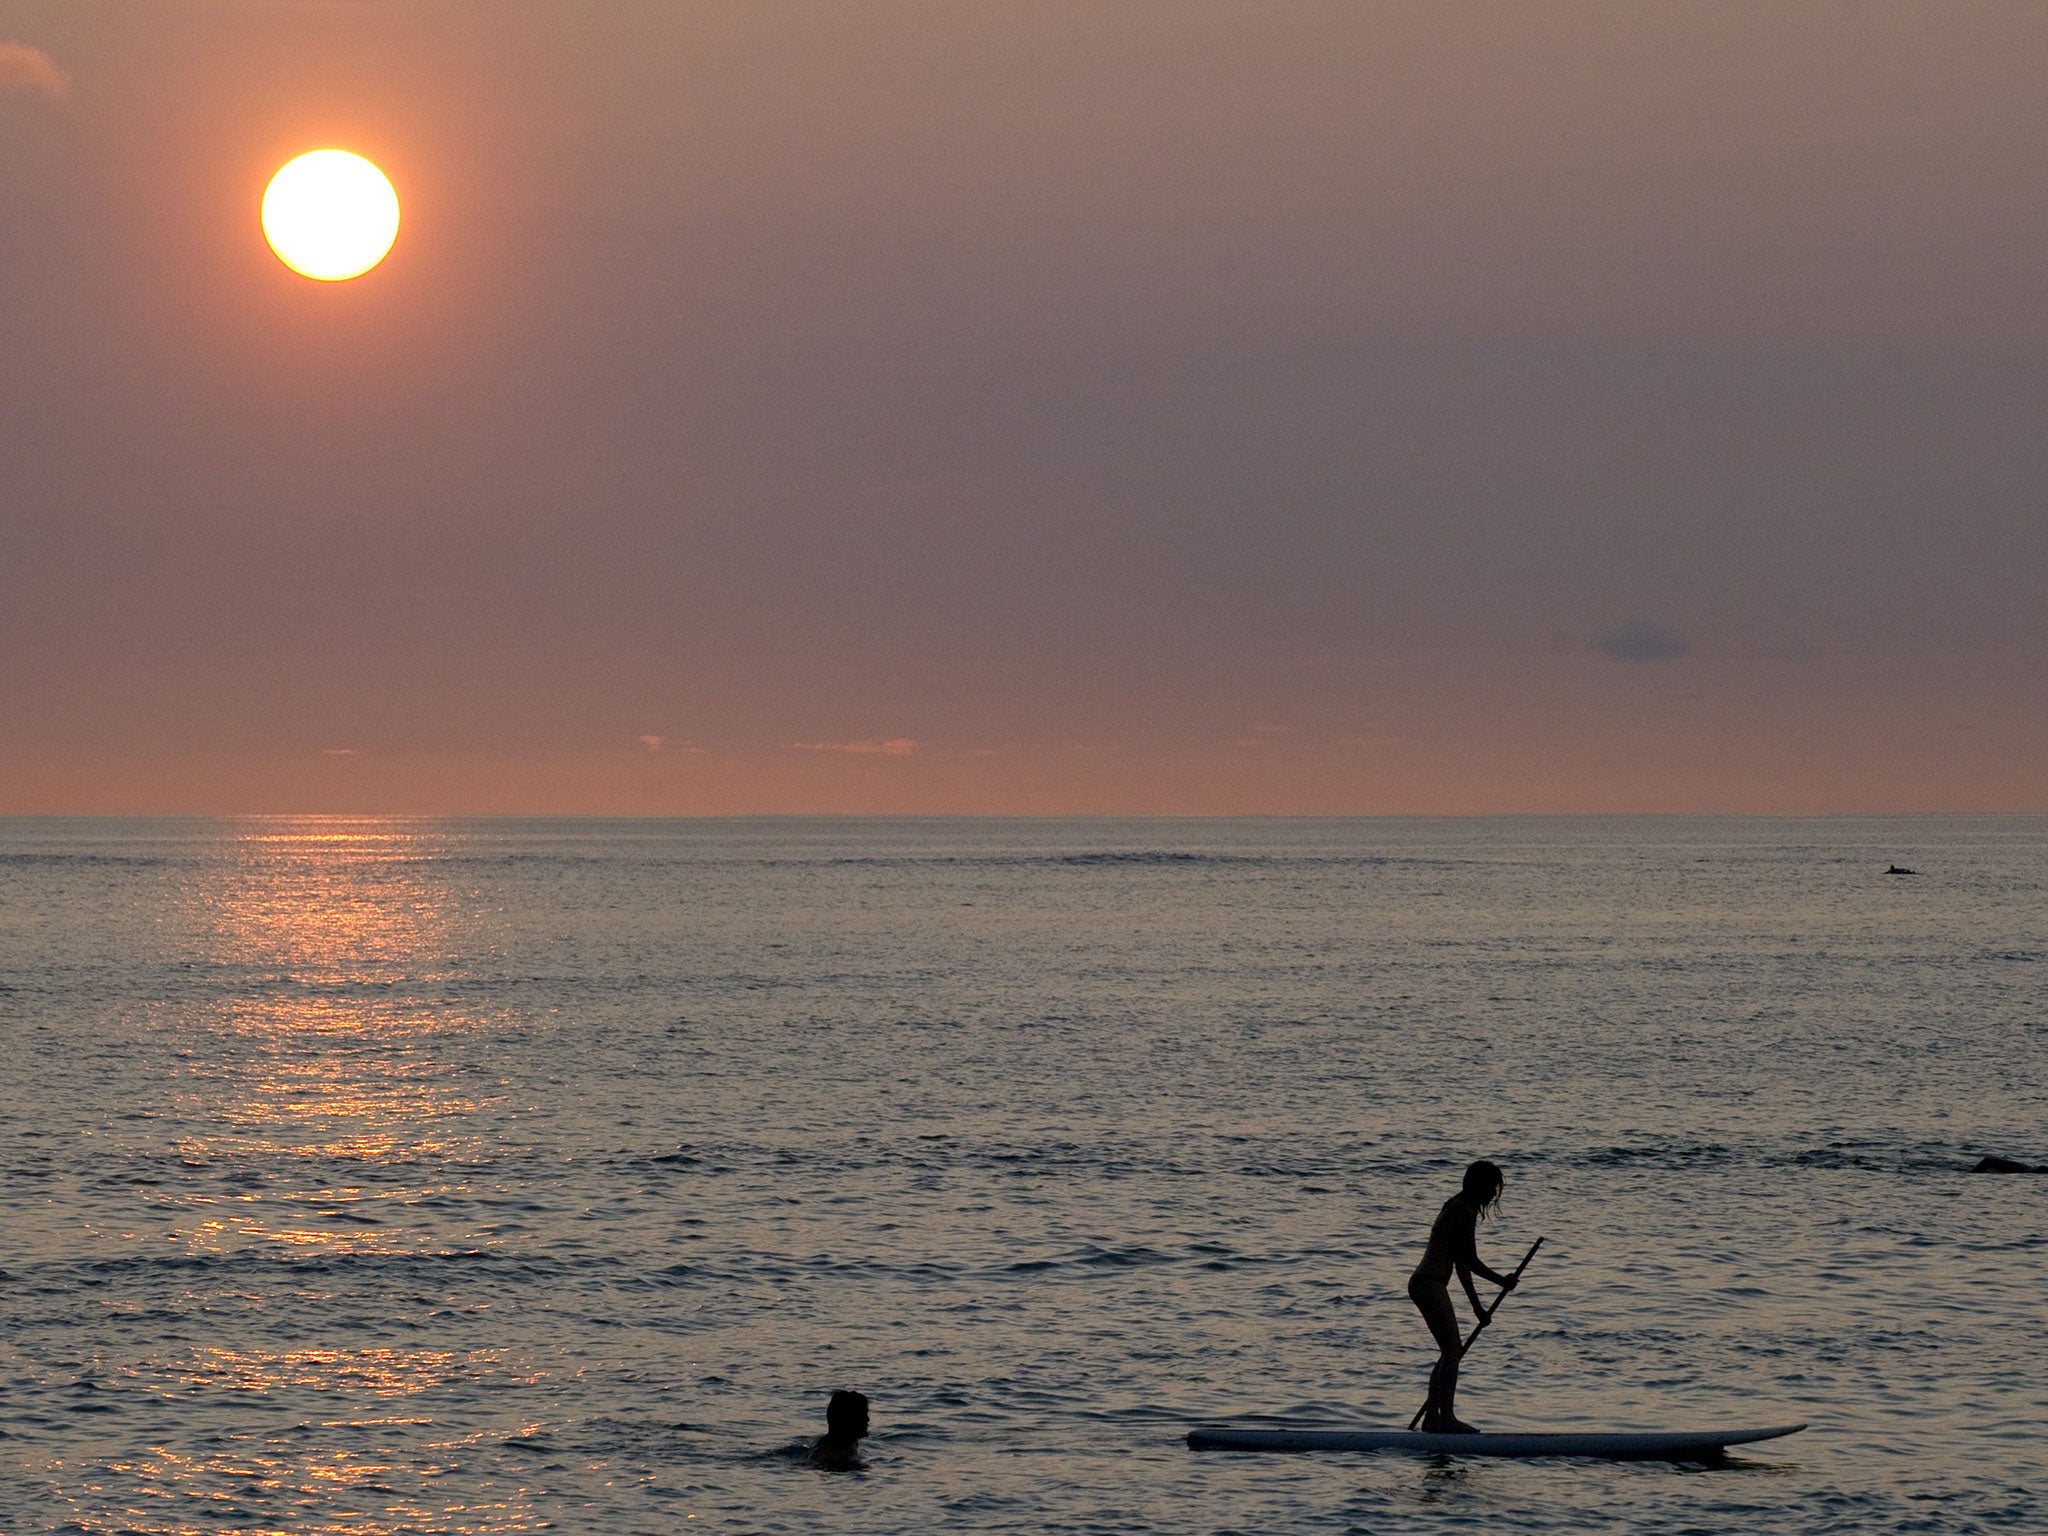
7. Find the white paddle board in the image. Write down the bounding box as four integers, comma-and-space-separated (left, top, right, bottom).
1186, 1422, 1805, 1460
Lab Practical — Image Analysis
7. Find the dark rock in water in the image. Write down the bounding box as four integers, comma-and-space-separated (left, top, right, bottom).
1971, 1155, 2044, 1174
1885, 865, 1918, 875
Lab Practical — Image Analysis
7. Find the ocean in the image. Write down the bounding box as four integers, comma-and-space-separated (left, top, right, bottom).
1, 815, 2041, 1534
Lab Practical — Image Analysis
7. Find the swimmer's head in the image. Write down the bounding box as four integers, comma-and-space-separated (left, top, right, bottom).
826, 1389, 870, 1441
1462, 1159, 1504, 1217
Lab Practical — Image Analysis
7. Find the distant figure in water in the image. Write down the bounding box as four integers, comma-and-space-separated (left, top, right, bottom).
1886, 864, 1918, 876
1408, 1160, 1516, 1434
809, 1389, 870, 1470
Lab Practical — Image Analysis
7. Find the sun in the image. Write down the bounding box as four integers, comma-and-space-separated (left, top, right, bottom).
261, 149, 400, 281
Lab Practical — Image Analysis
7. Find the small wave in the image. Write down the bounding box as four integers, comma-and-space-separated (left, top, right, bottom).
1583, 1141, 1738, 1169
0, 853, 168, 867
992, 1240, 1290, 1278
43, 1246, 596, 1289
1519, 1137, 2015, 1177
849, 851, 1464, 871
1000, 1242, 1175, 1276
813, 851, 1262, 869
1782, 1141, 1976, 1173
1045, 851, 1258, 867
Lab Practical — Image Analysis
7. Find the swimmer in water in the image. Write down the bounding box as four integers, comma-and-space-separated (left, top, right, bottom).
809, 1389, 870, 1470
1407, 1160, 1515, 1433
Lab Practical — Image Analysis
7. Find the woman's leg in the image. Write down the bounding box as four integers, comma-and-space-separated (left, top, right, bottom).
1409, 1278, 1465, 1429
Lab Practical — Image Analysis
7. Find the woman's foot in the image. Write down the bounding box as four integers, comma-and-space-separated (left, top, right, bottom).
1438, 1414, 1479, 1434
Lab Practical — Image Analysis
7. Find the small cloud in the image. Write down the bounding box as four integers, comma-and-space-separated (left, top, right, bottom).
1594, 621, 1690, 663
638, 734, 664, 753
320, 748, 356, 757
0, 43, 70, 100
793, 737, 918, 756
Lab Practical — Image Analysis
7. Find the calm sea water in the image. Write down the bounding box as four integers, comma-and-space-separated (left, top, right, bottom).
1, 816, 2042, 1534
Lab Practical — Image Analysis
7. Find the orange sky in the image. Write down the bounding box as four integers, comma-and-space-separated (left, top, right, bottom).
2, 2, 2044, 813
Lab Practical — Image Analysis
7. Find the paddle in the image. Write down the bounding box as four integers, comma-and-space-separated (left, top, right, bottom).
1407, 1235, 1544, 1431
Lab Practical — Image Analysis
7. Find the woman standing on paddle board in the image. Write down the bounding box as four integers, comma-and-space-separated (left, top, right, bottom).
1409, 1160, 1515, 1433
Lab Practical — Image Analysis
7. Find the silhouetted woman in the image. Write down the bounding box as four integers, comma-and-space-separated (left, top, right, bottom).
1408, 1160, 1515, 1433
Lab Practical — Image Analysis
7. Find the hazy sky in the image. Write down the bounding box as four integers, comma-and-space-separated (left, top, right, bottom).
3, 1, 2044, 813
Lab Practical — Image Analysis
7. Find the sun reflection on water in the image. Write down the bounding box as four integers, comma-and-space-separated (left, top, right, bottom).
163, 819, 509, 1256
80, 1436, 543, 1536
99, 819, 544, 1534
142, 1345, 484, 1397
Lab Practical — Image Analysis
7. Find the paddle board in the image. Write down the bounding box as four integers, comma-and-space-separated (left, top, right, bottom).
1186, 1423, 1805, 1460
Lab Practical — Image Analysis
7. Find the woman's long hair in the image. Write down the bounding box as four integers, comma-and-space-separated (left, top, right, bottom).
1462, 1159, 1504, 1221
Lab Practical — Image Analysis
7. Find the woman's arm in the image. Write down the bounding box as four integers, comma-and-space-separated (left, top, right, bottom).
1454, 1255, 1513, 1318
1452, 1203, 1516, 1292
1456, 1259, 1485, 1314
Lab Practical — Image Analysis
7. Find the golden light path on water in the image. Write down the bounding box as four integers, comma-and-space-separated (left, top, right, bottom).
172, 822, 495, 1251
72, 820, 544, 1533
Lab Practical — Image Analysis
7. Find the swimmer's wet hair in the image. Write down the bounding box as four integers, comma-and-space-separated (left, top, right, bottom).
826, 1390, 869, 1436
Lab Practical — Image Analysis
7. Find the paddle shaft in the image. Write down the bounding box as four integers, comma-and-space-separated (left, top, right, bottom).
1407, 1236, 1543, 1430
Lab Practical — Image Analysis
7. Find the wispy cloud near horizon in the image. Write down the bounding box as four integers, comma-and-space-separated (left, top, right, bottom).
1595, 623, 1691, 663
0, 43, 69, 100
793, 738, 918, 757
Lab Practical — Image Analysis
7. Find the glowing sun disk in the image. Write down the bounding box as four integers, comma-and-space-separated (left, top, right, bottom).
262, 150, 400, 281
